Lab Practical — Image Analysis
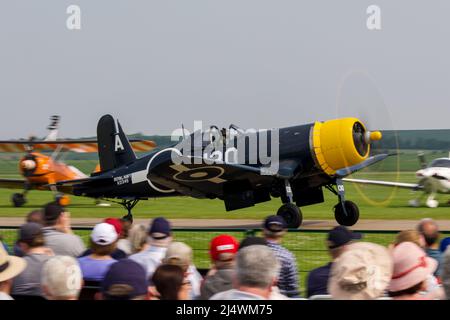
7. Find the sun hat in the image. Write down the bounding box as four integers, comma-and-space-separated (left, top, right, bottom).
209, 235, 239, 261
329, 242, 393, 300
0, 243, 26, 282
388, 241, 437, 292
91, 223, 118, 245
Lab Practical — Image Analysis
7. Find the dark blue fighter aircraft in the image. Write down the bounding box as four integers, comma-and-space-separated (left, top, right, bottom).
54, 114, 387, 228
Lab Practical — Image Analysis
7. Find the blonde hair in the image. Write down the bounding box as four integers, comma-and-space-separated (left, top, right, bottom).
394, 230, 423, 247
128, 224, 148, 254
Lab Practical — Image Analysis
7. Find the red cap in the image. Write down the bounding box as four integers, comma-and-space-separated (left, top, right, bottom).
104, 218, 123, 236
209, 235, 239, 261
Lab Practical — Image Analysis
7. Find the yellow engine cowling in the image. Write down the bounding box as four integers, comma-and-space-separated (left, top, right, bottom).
311, 118, 382, 176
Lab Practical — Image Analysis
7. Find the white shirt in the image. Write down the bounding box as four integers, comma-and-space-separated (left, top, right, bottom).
129, 246, 167, 279
0, 292, 14, 300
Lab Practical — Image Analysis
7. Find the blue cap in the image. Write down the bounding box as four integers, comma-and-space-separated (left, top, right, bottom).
149, 217, 171, 239
263, 215, 287, 232
327, 226, 362, 249
101, 259, 148, 300
440, 237, 450, 253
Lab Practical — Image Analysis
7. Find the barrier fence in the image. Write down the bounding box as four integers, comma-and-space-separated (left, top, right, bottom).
2, 226, 449, 294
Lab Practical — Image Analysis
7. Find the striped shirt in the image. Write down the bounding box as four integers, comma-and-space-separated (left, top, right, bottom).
267, 240, 299, 297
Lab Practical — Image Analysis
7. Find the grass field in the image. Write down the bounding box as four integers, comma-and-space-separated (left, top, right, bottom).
0, 170, 448, 220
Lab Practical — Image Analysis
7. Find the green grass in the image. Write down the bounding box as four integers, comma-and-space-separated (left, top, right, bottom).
0, 171, 448, 220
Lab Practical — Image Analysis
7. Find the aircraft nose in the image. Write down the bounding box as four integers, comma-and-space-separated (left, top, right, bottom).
21, 159, 36, 170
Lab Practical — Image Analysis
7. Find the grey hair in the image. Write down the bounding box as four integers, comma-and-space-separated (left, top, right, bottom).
235, 245, 280, 289
41, 256, 82, 299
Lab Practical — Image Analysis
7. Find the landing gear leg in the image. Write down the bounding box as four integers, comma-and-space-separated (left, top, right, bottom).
331, 179, 360, 226
120, 199, 139, 224
276, 180, 302, 229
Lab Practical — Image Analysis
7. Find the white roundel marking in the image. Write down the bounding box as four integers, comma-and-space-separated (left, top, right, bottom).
145, 148, 182, 194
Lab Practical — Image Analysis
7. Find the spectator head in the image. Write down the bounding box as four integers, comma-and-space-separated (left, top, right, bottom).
417, 218, 440, 248
234, 245, 280, 298
101, 259, 149, 300
152, 264, 189, 300
41, 256, 82, 300
163, 242, 192, 273
43, 202, 67, 227
209, 235, 239, 269
388, 241, 437, 297
239, 236, 268, 250
262, 215, 287, 240
104, 218, 123, 238
26, 210, 44, 225
329, 242, 393, 300
0, 244, 26, 294
17, 222, 45, 253
440, 237, 450, 253
327, 226, 362, 259
90, 223, 118, 256
394, 230, 425, 248
148, 217, 172, 247
128, 224, 148, 254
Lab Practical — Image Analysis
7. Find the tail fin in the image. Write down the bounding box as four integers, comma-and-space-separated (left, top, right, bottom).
418, 151, 427, 169
44, 115, 60, 141
97, 114, 136, 171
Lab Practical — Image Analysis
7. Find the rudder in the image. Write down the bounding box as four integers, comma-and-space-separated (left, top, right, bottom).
97, 114, 136, 171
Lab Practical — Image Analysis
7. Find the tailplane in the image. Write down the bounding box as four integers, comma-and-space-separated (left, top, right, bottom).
97, 114, 136, 171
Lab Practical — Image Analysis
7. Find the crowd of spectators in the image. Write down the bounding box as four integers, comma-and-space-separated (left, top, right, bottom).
1, 202, 450, 300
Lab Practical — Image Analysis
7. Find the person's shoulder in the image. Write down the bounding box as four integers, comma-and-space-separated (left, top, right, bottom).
209, 289, 234, 300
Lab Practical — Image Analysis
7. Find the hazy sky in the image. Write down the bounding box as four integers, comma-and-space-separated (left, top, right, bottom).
0, 1, 449, 139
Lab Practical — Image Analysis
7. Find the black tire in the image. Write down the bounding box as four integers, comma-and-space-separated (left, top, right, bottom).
277, 203, 302, 229
334, 200, 360, 226
12, 193, 26, 207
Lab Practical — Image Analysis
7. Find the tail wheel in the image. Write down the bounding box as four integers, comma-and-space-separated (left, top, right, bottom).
277, 203, 303, 229
334, 200, 360, 226
56, 194, 71, 207
12, 193, 26, 207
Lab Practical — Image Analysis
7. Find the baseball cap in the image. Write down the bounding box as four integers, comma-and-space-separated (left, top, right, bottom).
149, 217, 171, 239
163, 242, 192, 270
18, 222, 43, 243
104, 218, 123, 236
327, 226, 362, 249
388, 241, 437, 293
101, 259, 148, 300
239, 236, 268, 250
329, 242, 393, 300
43, 202, 65, 224
91, 223, 118, 245
209, 235, 239, 261
263, 215, 287, 232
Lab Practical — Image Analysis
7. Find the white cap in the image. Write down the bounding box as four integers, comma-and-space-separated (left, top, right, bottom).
91, 223, 118, 245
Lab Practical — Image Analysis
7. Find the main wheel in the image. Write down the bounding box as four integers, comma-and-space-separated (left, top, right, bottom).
277, 203, 302, 229
12, 193, 26, 207
334, 200, 360, 226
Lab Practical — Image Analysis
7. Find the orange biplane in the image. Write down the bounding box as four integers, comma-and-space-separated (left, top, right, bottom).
0, 115, 156, 207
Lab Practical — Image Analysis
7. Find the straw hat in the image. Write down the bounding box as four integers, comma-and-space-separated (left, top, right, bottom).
329, 242, 393, 300
0, 244, 26, 282
388, 241, 437, 292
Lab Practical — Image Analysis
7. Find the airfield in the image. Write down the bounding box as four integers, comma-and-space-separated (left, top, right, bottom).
0, 151, 449, 229
0, 150, 448, 229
